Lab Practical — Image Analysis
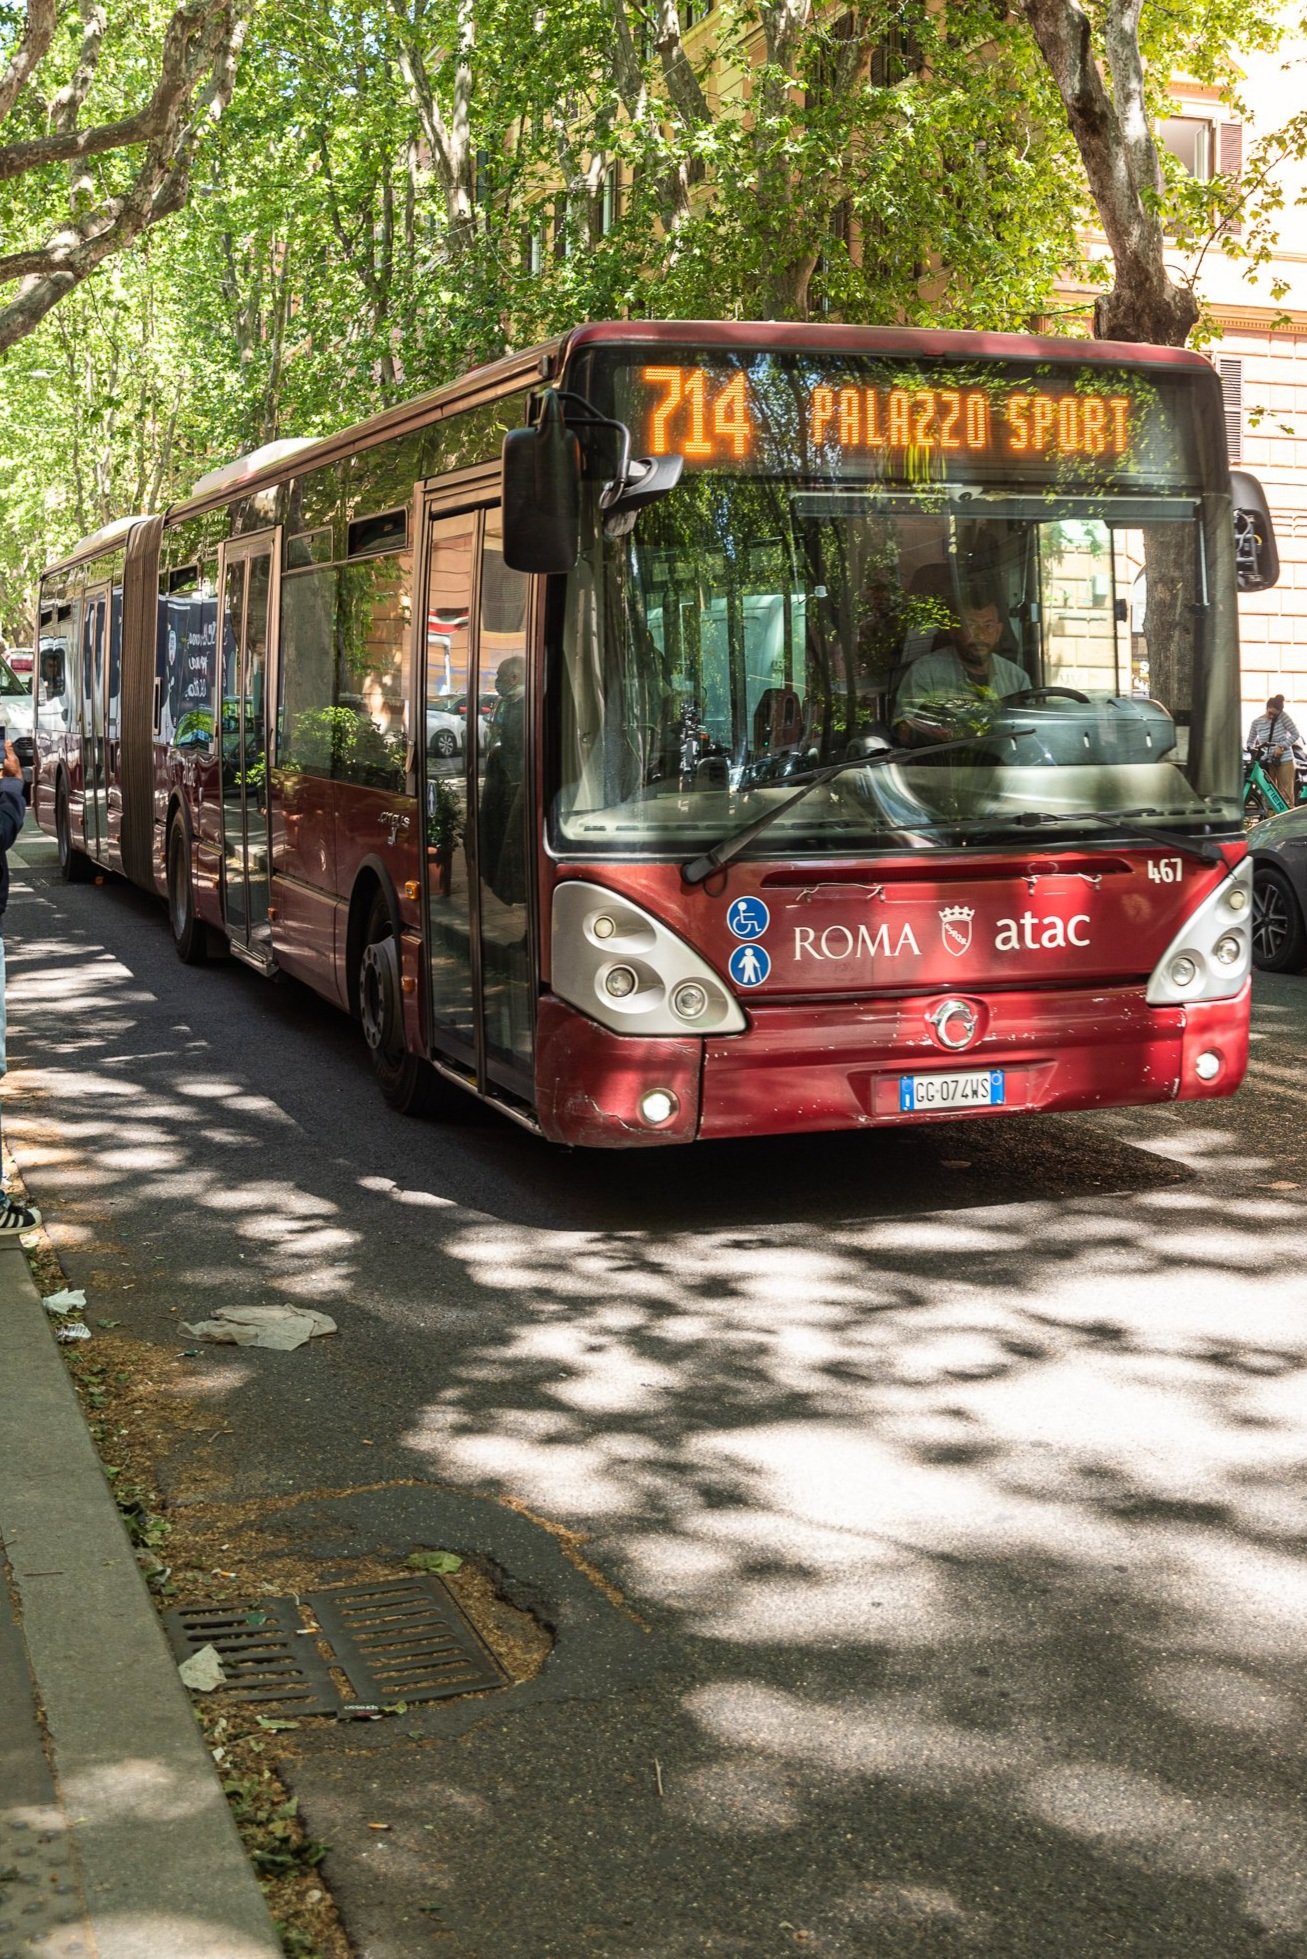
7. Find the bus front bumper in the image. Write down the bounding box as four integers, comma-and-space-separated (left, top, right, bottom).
535, 982, 1250, 1148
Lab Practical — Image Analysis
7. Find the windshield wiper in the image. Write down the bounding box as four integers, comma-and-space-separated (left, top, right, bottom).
681, 731, 1035, 885
972, 809, 1224, 864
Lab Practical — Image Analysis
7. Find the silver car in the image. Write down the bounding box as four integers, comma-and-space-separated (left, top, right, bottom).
1249, 805, 1307, 970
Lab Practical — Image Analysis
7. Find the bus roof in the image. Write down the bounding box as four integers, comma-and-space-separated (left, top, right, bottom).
559, 319, 1215, 374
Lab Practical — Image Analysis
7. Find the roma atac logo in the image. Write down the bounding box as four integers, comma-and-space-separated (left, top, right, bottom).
939, 905, 975, 956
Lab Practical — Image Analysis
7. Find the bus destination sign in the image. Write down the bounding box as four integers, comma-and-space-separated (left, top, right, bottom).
633, 361, 1138, 477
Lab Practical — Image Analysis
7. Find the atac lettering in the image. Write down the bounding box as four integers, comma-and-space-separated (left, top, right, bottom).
794, 922, 921, 961
993, 911, 1090, 952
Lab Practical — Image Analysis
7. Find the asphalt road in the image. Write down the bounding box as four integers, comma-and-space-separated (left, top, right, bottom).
10, 820, 1307, 1959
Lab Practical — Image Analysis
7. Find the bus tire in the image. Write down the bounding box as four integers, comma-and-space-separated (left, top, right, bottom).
55, 779, 92, 883
167, 818, 209, 965
357, 891, 465, 1118
1253, 864, 1307, 972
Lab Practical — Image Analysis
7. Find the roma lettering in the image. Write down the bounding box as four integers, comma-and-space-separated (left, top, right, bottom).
794, 922, 922, 961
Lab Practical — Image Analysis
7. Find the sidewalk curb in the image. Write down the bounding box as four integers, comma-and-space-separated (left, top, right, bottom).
0, 1246, 283, 1959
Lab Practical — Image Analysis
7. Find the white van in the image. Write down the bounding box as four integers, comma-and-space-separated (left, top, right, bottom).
1, 649, 68, 801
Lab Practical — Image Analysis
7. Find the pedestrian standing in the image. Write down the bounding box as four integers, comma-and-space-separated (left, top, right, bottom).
1247, 694, 1301, 806
0, 737, 40, 1234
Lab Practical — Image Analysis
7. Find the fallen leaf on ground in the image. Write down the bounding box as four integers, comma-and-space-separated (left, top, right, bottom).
405, 1550, 463, 1573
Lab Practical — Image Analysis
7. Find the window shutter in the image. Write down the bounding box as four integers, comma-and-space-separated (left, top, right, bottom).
1219, 122, 1243, 236
1218, 356, 1243, 462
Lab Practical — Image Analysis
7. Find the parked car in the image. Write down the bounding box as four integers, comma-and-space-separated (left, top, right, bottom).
427, 695, 495, 757
427, 703, 464, 757
1249, 804, 1307, 970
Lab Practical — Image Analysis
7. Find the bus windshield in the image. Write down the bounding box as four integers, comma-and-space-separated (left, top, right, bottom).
553, 350, 1235, 860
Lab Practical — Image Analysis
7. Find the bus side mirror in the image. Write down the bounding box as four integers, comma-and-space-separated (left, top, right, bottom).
502, 390, 581, 574
1231, 469, 1280, 591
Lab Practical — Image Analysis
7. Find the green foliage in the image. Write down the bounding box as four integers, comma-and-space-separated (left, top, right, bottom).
424, 779, 464, 853
281, 705, 405, 789
0, 0, 1300, 637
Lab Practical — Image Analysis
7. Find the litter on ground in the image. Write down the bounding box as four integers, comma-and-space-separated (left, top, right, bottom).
179, 1304, 338, 1351
42, 1288, 88, 1315
178, 1644, 227, 1691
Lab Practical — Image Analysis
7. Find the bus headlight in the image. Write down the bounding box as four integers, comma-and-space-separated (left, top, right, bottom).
671, 980, 710, 1021
1146, 860, 1253, 1005
552, 882, 747, 1037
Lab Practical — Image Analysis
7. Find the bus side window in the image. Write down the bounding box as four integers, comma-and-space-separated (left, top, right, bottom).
333, 547, 410, 791
38, 612, 71, 721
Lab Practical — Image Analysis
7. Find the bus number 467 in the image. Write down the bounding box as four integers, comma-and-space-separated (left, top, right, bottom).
1147, 858, 1182, 883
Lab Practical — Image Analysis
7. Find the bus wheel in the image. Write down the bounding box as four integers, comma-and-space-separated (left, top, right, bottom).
1253, 864, 1307, 972
55, 780, 91, 883
358, 893, 459, 1117
167, 819, 208, 965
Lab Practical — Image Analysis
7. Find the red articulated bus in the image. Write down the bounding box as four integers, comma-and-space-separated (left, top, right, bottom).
34, 322, 1279, 1146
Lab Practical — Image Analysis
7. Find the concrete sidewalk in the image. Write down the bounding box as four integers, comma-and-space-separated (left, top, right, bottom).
0, 1243, 283, 1959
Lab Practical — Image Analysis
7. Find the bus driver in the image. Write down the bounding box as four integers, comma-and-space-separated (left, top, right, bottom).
894, 595, 1027, 744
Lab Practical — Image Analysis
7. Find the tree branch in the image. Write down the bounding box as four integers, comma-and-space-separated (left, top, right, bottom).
0, 0, 246, 356
50, 0, 107, 135
1019, 0, 1196, 342
0, 0, 57, 125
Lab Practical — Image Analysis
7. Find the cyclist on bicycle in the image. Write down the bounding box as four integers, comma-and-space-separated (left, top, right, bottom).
1247, 694, 1301, 806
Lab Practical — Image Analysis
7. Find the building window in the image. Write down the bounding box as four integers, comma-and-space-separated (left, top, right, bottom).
1161, 117, 1212, 180
1218, 356, 1242, 464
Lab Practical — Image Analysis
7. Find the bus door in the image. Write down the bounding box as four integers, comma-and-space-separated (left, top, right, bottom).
419, 493, 534, 1097
217, 534, 277, 958
81, 584, 109, 857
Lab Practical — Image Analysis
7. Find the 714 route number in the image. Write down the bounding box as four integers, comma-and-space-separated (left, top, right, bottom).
1147, 857, 1182, 883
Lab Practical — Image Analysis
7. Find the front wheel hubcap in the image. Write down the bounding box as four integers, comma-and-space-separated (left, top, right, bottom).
360, 935, 401, 1053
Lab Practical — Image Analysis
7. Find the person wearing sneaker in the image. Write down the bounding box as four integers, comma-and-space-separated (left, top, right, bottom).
0, 736, 39, 1236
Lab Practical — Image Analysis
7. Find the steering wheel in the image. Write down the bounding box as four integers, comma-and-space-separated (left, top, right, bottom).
1006, 686, 1091, 705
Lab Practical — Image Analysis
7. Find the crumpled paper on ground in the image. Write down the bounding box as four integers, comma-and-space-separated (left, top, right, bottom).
178, 1644, 227, 1691
180, 1304, 337, 1351
42, 1288, 87, 1314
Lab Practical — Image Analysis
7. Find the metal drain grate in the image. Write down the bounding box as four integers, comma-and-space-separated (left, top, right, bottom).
166, 1578, 506, 1713
163, 1596, 343, 1714
310, 1578, 507, 1706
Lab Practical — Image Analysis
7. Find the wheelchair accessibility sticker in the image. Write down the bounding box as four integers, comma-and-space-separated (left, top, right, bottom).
729, 943, 771, 988
726, 896, 770, 940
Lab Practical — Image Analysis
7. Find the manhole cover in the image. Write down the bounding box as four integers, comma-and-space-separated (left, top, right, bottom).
165, 1577, 506, 1713
164, 1596, 342, 1714
311, 1578, 506, 1707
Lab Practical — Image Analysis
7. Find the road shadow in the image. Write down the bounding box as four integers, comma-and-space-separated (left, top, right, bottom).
10, 858, 1307, 1956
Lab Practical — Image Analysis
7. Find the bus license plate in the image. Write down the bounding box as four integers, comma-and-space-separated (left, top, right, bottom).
899, 1070, 1005, 1113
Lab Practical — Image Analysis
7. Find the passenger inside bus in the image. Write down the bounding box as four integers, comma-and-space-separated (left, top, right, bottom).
479, 652, 527, 905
